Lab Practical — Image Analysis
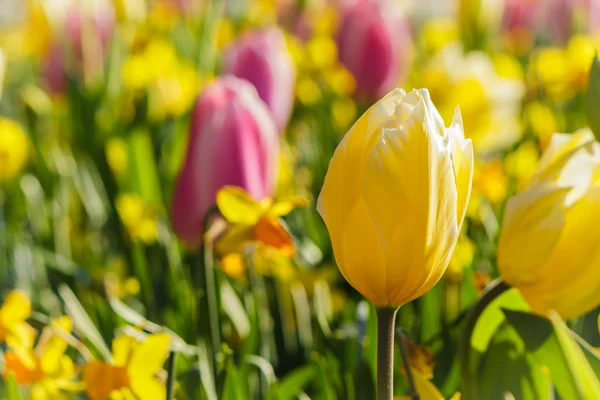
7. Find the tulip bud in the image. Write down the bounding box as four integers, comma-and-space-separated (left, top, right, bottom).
498, 130, 600, 319
318, 88, 473, 308
44, 6, 115, 93
224, 28, 296, 132
336, 0, 413, 99
171, 76, 279, 248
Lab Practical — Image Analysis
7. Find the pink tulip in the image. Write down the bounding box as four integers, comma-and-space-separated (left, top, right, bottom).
336, 0, 412, 99
502, 0, 543, 33
224, 28, 295, 132
43, 6, 114, 94
171, 76, 279, 248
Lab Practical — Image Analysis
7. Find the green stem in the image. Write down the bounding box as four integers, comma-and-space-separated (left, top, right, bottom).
202, 214, 221, 370
459, 279, 510, 400
165, 351, 177, 400
376, 308, 398, 400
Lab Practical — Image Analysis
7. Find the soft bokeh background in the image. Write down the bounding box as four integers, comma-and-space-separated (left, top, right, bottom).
2, 0, 600, 398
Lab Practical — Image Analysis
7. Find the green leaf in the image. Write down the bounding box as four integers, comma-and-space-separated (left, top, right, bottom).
58, 285, 112, 360
5, 372, 23, 400
197, 339, 218, 400
478, 324, 552, 399
586, 55, 600, 140
549, 311, 600, 399
504, 309, 600, 400
267, 363, 318, 400
127, 128, 162, 205
222, 361, 246, 400
221, 281, 251, 340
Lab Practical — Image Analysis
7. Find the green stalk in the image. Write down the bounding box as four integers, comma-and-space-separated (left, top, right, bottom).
376, 308, 398, 400
165, 351, 177, 400
459, 279, 510, 400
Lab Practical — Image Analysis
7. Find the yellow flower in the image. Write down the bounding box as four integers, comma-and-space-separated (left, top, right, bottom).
529, 47, 573, 101
115, 194, 159, 244
83, 333, 170, 400
473, 159, 508, 205
318, 88, 473, 308
0, 291, 35, 347
307, 35, 338, 70
505, 141, 540, 190
331, 97, 357, 130
420, 45, 524, 153
105, 138, 129, 176
0, 117, 29, 184
4, 316, 79, 400
296, 77, 321, 105
447, 234, 475, 281
420, 18, 458, 54
396, 336, 460, 400
524, 102, 558, 149
215, 186, 307, 257
498, 130, 600, 319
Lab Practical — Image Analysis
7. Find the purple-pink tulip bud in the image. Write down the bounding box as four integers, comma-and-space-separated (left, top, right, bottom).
336, 0, 412, 99
171, 76, 279, 248
224, 28, 296, 132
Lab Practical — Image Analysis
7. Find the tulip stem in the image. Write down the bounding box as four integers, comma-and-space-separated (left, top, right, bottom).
376, 307, 398, 400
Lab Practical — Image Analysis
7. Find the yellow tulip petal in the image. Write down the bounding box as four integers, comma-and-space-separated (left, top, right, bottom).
447, 108, 474, 227
531, 130, 599, 195
128, 334, 170, 378
362, 95, 458, 307
340, 198, 387, 307
216, 186, 263, 225
130, 377, 166, 400
520, 186, 600, 319
498, 184, 569, 286
318, 88, 409, 277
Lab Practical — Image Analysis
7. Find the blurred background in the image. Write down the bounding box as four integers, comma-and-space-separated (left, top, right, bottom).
1, 0, 600, 398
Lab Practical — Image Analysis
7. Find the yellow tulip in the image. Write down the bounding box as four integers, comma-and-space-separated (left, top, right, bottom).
317, 88, 474, 308
498, 129, 600, 319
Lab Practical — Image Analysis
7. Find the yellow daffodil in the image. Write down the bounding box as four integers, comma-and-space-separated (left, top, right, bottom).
83, 333, 170, 400
215, 186, 307, 258
0, 117, 30, 184
4, 316, 79, 400
0, 290, 35, 347
115, 193, 159, 244
396, 337, 461, 400
420, 44, 524, 153
498, 130, 600, 319
318, 88, 473, 308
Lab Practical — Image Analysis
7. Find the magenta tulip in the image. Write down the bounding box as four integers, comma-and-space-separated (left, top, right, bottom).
44, 6, 114, 93
171, 76, 279, 248
224, 28, 295, 132
336, 0, 412, 99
